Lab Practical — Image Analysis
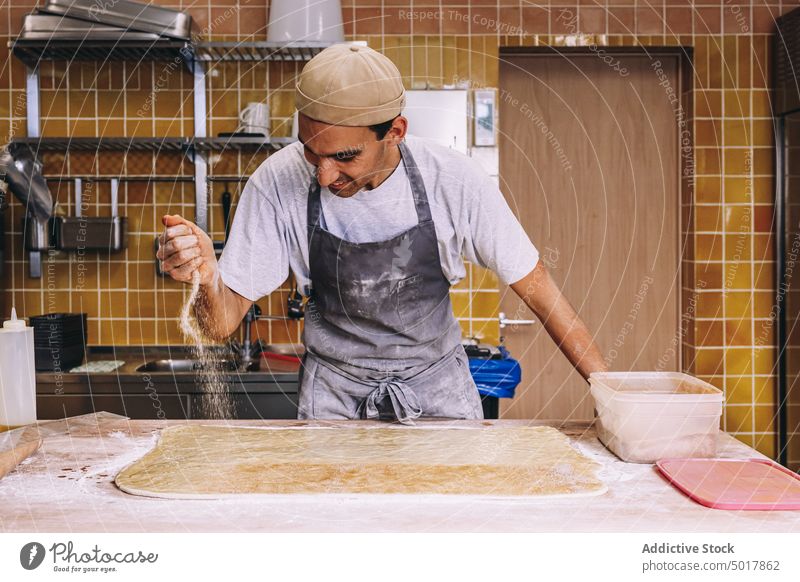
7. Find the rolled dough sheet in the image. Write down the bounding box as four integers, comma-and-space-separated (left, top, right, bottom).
115, 425, 607, 499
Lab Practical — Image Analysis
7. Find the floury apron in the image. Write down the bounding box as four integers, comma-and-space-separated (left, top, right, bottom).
298, 140, 483, 423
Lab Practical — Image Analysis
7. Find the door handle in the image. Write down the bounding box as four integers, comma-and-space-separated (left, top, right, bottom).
499, 312, 537, 330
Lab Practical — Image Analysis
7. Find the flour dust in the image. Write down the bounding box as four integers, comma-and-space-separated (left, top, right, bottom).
180, 271, 234, 419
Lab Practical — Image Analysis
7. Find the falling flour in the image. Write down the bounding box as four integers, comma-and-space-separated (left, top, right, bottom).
180, 271, 234, 419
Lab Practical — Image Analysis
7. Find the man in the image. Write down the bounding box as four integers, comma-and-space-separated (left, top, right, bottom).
157, 43, 607, 423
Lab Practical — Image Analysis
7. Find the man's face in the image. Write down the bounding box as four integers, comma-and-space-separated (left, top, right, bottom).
298, 114, 400, 198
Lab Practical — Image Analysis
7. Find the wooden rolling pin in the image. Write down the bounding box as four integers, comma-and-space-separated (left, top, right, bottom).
0, 426, 41, 480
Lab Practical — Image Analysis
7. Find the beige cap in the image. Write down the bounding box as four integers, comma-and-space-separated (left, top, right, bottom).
295, 43, 405, 126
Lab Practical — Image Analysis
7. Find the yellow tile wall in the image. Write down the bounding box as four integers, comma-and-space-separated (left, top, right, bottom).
0, 1, 789, 456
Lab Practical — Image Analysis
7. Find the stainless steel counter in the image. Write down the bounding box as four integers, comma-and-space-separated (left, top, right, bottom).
35, 344, 301, 388
34, 345, 301, 420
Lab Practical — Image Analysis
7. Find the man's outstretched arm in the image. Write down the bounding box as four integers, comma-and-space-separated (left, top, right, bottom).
510, 260, 608, 380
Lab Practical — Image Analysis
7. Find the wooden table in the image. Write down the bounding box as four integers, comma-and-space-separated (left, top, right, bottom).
1, 413, 798, 532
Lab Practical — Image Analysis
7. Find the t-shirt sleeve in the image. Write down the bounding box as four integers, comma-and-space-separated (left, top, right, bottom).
462, 172, 540, 286
217, 170, 290, 302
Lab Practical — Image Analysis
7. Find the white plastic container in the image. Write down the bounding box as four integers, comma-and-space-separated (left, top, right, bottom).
589, 372, 723, 464
0, 308, 37, 430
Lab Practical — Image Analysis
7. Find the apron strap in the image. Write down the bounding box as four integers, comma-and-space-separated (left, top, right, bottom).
358, 378, 423, 425
310, 354, 423, 425
306, 178, 322, 237
305, 179, 323, 297
397, 140, 433, 224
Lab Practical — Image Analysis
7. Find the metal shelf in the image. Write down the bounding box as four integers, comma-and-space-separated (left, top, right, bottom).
44, 175, 194, 182
11, 136, 297, 153
194, 41, 333, 62
9, 39, 192, 68
9, 35, 342, 245
190, 136, 296, 152
10, 137, 186, 153
42, 175, 256, 183
9, 39, 340, 68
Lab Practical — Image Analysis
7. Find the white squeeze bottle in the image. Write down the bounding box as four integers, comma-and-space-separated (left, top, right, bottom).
0, 308, 37, 430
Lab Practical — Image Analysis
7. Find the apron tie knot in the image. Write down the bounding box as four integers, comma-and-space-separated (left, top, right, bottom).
360, 378, 422, 425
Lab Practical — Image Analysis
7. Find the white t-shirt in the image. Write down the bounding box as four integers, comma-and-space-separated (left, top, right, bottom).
218, 134, 540, 301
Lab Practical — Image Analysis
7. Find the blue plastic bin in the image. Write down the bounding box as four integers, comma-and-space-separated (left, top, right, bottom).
468, 346, 522, 419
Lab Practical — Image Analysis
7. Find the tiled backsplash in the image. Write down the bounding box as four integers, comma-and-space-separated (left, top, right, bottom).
0, 1, 790, 456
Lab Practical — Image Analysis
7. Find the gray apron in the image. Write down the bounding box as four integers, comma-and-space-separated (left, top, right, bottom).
298, 140, 483, 423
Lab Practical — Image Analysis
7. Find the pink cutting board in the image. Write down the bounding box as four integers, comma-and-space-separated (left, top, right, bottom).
656, 458, 800, 510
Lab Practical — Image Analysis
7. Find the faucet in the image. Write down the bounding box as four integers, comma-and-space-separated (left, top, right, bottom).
239, 304, 259, 368
238, 290, 305, 368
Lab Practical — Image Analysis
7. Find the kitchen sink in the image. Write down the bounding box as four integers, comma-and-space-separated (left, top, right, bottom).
261, 343, 305, 358
135, 359, 257, 373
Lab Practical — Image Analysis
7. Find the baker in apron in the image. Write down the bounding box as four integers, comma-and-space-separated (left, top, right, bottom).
158, 44, 607, 423
296, 47, 483, 424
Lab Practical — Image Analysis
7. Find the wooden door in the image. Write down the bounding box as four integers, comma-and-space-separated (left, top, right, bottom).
498, 52, 682, 421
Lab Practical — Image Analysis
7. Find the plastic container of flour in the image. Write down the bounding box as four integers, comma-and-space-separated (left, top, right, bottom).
589, 372, 723, 464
